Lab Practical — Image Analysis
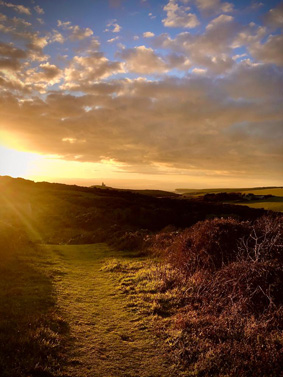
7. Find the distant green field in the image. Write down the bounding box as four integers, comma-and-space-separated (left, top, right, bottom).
236, 198, 283, 212
176, 187, 283, 196
240, 188, 283, 196
176, 187, 283, 212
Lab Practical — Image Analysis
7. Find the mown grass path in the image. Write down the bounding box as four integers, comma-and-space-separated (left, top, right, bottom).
45, 244, 179, 377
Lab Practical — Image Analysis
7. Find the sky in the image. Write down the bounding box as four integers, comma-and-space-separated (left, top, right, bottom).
0, 0, 282, 190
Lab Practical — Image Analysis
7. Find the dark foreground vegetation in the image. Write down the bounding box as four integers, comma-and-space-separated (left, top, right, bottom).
0, 175, 267, 246
0, 222, 68, 377
147, 216, 283, 376
0, 176, 282, 376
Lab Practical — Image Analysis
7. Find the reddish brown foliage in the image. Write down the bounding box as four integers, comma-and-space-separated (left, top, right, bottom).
200, 260, 283, 315
152, 215, 283, 376
165, 218, 252, 274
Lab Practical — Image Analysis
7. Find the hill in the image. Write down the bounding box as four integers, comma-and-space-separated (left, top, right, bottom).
0, 175, 269, 245
90, 183, 178, 198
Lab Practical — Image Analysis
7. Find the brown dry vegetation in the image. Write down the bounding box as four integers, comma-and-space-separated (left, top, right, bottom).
144, 216, 283, 376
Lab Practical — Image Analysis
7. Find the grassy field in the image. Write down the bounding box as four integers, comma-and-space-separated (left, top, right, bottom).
42, 244, 182, 377
176, 187, 283, 196
177, 187, 283, 212
0, 233, 183, 377
0, 226, 69, 377
236, 196, 283, 212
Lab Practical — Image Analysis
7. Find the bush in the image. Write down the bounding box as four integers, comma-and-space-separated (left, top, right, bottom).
238, 215, 283, 262
109, 229, 149, 251
165, 218, 251, 275
149, 215, 283, 376
148, 230, 179, 256
199, 260, 283, 315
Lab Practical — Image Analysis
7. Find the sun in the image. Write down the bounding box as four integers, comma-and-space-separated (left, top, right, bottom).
0, 145, 43, 179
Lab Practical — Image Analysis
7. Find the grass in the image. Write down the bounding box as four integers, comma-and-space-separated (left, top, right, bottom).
236, 196, 283, 212
178, 187, 283, 212
43, 243, 183, 377
177, 187, 283, 196
0, 225, 69, 377
0, 230, 184, 376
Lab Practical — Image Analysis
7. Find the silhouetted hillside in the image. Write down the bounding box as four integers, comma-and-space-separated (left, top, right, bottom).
0, 175, 271, 245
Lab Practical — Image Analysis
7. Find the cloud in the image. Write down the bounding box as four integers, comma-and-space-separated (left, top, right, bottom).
62, 52, 125, 90
0, 41, 27, 71
117, 46, 168, 74
105, 20, 121, 33
0, 12, 7, 21
26, 33, 49, 51
192, 67, 207, 74
0, 13, 50, 60
232, 23, 267, 48
10, 16, 31, 27
26, 62, 62, 88
36, 63, 62, 80
154, 14, 238, 73
0, 1, 31, 15
0, 75, 26, 92
69, 25, 93, 40
112, 23, 121, 33
249, 34, 283, 66
1, 64, 282, 180
153, 14, 279, 74
162, 0, 199, 28
57, 20, 93, 40
0, 14, 32, 33
0, 41, 27, 59
223, 61, 283, 100
195, 0, 234, 15
264, 3, 283, 30
108, 0, 124, 8
107, 36, 119, 43
0, 0, 281, 184
143, 31, 155, 38
75, 37, 101, 53
50, 29, 64, 44
206, 14, 233, 29
0, 57, 20, 70
166, 52, 191, 70
34, 5, 44, 15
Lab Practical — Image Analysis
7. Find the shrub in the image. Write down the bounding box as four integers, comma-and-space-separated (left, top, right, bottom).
148, 230, 179, 256
165, 218, 251, 275
148, 215, 283, 376
199, 260, 283, 315
109, 229, 149, 251
238, 215, 283, 262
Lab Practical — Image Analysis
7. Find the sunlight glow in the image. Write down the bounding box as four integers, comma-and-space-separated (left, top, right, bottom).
0, 145, 44, 178
0, 143, 129, 184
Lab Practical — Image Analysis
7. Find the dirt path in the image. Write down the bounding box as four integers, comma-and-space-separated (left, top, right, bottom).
45, 244, 179, 377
